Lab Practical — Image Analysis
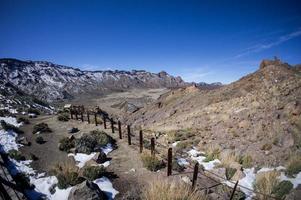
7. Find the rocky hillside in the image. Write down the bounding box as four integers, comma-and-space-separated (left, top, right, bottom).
126, 59, 301, 166
0, 58, 187, 102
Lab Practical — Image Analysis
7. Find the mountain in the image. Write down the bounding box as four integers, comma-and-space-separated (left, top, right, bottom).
126, 59, 301, 166
0, 58, 187, 102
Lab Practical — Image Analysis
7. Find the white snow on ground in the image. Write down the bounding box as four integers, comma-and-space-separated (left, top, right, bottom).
68, 153, 96, 168
177, 158, 189, 166
94, 177, 119, 199
172, 141, 180, 147
0, 130, 20, 153
280, 171, 301, 188
68, 143, 114, 168
188, 149, 203, 157
191, 155, 221, 170
0, 116, 22, 127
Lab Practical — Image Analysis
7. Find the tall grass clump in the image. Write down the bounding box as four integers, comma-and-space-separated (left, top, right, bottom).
141, 153, 164, 171
142, 178, 207, 200
254, 170, 280, 200
204, 144, 221, 162
285, 154, 301, 177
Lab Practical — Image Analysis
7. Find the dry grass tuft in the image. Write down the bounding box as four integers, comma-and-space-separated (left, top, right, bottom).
204, 144, 221, 162
285, 154, 301, 177
219, 150, 240, 168
142, 178, 207, 200
254, 170, 280, 200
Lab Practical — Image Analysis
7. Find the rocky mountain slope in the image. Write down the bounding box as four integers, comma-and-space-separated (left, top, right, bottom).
0, 58, 187, 102
126, 59, 301, 166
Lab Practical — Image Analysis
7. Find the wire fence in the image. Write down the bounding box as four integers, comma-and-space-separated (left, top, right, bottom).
69, 105, 280, 200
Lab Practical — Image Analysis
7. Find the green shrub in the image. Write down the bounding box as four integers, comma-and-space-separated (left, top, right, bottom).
225, 168, 237, 180
57, 172, 83, 189
82, 166, 106, 181
28, 108, 40, 115
90, 130, 113, 147
141, 153, 165, 171
286, 154, 301, 177
239, 154, 253, 168
1, 120, 24, 134
33, 123, 52, 134
59, 137, 75, 152
272, 180, 293, 199
14, 173, 32, 189
17, 117, 30, 124
35, 136, 45, 144
204, 144, 221, 162
57, 113, 70, 121
8, 149, 26, 161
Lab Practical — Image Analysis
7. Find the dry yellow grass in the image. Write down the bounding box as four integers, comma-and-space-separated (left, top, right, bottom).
254, 170, 280, 200
219, 150, 240, 168
142, 178, 207, 200
52, 157, 79, 175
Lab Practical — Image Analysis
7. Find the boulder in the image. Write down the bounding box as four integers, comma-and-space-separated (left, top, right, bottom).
68, 180, 107, 200
93, 151, 107, 164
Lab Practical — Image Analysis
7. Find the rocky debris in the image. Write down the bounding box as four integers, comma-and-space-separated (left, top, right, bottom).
93, 151, 107, 164
285, 184, 301, 200
68, 127, 79, 134
68, 180, 108, 200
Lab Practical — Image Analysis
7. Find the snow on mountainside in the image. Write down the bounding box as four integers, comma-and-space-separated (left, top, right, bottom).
0, 58, 187, 102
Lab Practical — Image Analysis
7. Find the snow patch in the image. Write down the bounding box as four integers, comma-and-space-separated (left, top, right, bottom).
0, 116, 22, 127
0, 130, 20, 153
68, 153, 96, 168
94, 177, 119, 199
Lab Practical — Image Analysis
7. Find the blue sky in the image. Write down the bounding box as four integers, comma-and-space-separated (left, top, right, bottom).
0, 0, 301, 83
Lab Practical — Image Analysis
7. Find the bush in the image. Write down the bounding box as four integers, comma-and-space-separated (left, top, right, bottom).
57, 113, 70, 121
141, 153, 165, 171
14, 172, 32, 190
225, 168, 237, 180
239, 154, 253, 168
204, 144, 221, 162
52, 161, 83, 189
17, 117, 30, 124
285, 154, 301, 177
272, 180, 293, 199
142, 179, 207, 200
8, 149, 26, 161
254, 170, 280, 200
1, 120, 24, 134
90, 130, 114, 147
35, 136, 45, 144
33, 122, 52, 134
82, 166, 106, 181
28, 108, 40, 115
261, 143, 272, 151
59, 137, 75, 152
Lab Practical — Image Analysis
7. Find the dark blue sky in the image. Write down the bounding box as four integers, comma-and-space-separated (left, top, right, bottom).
1, 0, 301, 83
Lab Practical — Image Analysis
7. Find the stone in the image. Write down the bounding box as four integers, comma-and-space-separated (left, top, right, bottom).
68, 180, 107, 200
68, 127, 79, 134
92, 151, 107, 164
181, 176, 191, 184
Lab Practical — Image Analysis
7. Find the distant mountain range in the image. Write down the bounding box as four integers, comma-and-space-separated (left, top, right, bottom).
0, 58, 192, 102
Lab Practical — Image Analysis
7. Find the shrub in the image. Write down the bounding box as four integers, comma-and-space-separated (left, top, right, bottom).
52, 161, 83, 189
1, 120, 24, 134
28, 108, 40, 115
225, 168, 237, 180
219, 151, 240, 168
59, 137, 75, 152
17, 117, 30, 124
35, 136, 45, 144
254, 170, 280, 200
272, 180, 293, 199
90, 130, 114, 147
285, 154, 301, 177
172, 158, 185, 172
14, 172, 33, 190
141, 153, 165, 171
32, 122, 52, 134
82, 166, 106, 181
142, 179, 207, 200
239, 154, 253, 168
30, 153, 39, 161
176, 140, 192, 152
204, 144, 221, 162
261, 143, 272, 151
8, 149, 26, 161
57, 113, 70, 121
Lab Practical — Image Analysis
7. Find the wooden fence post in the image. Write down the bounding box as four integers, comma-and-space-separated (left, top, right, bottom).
167, 148, 172, 176
87, 113, 90, 124
118, 121, 122, 139
192, 163, 199, 189
94, 113, 98, 126
70, 110, 73, 119
81, 112, 84, 122
229, 181, 239, 200
151, 138, 155, 156
75, 111, 78, 120
139, 130, 143, 153
127, 125, 131, 145
103, 116, 107, 129
111, 118, 115, 133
